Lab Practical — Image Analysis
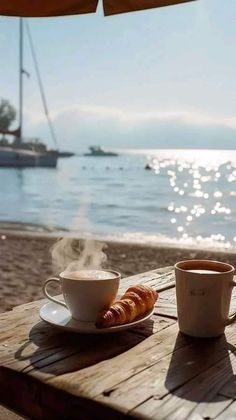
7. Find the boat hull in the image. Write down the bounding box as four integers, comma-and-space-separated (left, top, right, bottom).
84, 146, 118, 157
0, 147, 57, 168
84, 152, 118, 157
57, 152, 75, 158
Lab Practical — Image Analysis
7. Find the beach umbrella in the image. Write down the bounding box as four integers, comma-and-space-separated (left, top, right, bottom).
0, 0, 196, 17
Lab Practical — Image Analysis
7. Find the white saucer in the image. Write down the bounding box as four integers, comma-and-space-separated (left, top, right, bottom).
40, 301, 154, 334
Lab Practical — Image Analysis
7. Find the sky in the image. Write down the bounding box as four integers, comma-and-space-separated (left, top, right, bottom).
1, 0, 236, 151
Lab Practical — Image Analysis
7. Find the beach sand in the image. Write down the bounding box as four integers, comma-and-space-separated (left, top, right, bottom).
0, 231, 236, 314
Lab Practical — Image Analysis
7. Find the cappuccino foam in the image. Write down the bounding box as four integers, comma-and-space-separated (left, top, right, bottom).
64, 269, 117, 280
187, 269, 220, 274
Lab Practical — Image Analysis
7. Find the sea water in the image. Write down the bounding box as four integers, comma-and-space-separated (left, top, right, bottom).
0, 149, 235, 251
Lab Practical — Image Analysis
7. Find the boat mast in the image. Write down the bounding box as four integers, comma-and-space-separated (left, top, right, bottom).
18, 17, 23, 145
25, 21, 59, 150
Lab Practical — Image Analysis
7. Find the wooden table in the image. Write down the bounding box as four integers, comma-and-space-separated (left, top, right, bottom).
1, 266, 236, 420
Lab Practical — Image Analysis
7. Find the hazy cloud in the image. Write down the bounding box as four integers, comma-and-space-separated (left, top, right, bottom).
23, 105, 236, 151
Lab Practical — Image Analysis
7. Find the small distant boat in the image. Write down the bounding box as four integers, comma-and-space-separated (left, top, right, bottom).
84, 146, 118, 157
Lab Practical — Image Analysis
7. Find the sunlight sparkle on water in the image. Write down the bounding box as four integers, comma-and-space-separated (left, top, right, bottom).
147, 149, 235, 249
214, 191, 223, 198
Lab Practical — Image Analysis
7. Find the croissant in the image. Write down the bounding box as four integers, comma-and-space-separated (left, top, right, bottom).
95, 284, 158, 328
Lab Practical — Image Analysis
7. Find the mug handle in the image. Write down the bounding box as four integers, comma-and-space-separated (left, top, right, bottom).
225, 280, 236, 325
43, 277, 67, 309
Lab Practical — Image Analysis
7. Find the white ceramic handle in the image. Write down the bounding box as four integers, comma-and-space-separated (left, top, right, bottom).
225, 280, 236, 325
43, 277, 67, 308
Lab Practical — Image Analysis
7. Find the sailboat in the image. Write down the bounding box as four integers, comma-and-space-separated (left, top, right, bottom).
0, 19, 59, 167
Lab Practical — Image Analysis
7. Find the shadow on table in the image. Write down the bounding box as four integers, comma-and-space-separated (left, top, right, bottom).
15, 318, 154, 376
164, 331, 236, 402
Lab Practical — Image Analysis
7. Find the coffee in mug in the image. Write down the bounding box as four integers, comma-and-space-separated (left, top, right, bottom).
175, 260, 235, 337
43, 269, 120, 322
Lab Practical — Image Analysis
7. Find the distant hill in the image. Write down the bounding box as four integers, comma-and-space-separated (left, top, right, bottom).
27, 107, 236, 152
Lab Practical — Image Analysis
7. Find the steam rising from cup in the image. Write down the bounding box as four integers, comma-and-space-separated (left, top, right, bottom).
50, 193, 107, 274
51, 238, 107, 274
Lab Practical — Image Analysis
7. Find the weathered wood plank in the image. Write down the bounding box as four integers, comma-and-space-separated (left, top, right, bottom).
2, 313, 166, 374
217, 369, 236, 400
189, 396, 233, 420
129, 314, 175, 337
0, 315, 175, 418
216, 401, 236, 420
20, 318, 176, 381
2, 311, 235, 418
155, 301, 177, 319
2, 321, 182, 414
0, 366, 134, 420
134, 342, 236, 419
157, 287, 177, 305
94, 324, 236, 415
135, 394, 233, 420
119, 267, 174, 292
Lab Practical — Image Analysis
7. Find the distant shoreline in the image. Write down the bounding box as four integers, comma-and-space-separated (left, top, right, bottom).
0, 221, 235, 256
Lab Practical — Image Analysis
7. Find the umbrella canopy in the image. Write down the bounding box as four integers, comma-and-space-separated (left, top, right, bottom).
1, 0, 196, 17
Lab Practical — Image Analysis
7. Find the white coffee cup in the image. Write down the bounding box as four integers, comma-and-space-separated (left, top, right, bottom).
175, 260, 236, 337
43, 269, 120, 322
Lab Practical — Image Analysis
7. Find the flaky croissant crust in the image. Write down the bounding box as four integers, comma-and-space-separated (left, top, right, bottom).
95, 284, 158, 328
